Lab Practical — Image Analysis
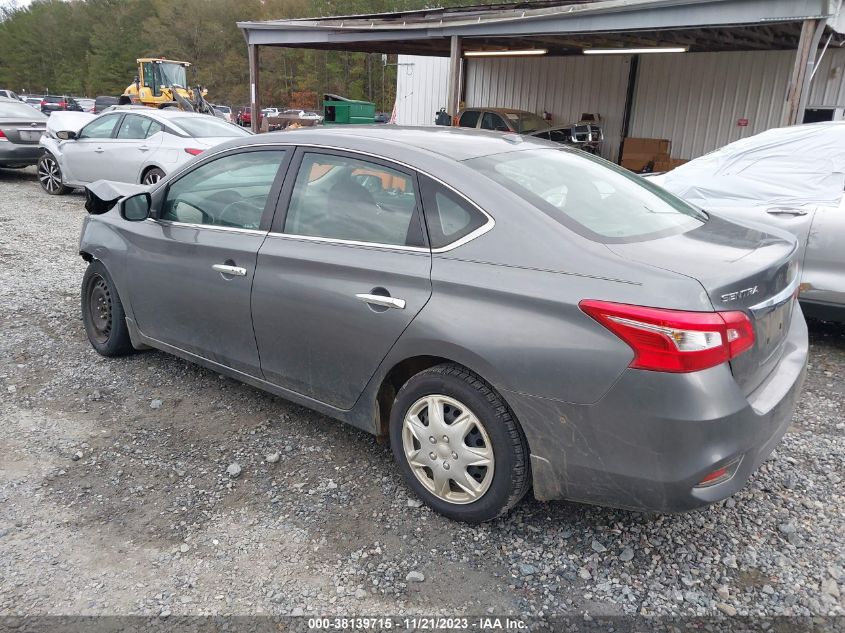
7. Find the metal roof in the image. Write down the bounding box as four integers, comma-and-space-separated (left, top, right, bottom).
238, 0, 845, 55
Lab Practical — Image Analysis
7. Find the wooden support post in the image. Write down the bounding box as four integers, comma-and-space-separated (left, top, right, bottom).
786, 20, 821, 126
446, 35, 462, 117
797, 20, 825, 125
249, 44, 261, 134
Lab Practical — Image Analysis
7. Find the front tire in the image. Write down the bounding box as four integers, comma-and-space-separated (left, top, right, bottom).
37, 154, 71, 195
81, 261, 133, 357
390, 363, 530, 522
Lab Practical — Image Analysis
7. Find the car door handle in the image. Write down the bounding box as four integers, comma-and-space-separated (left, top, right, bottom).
138, 145, 150, 152
355, 293, 406, 310
767, 207, 808, 216
212, 264, 247, 277
94, 147, 104, 153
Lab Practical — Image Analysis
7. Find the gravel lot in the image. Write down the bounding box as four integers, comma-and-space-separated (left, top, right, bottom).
1, 166, 844, 619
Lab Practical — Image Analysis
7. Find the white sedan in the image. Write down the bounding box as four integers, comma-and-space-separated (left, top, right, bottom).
38, 107, 251, 194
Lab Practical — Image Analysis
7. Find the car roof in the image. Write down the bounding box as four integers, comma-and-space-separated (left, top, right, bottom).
100, 107, 216, 122
460, 106, 537, 117
227, 125, 552, 162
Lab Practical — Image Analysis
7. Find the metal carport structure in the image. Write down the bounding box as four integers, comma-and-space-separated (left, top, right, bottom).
238, 0, 845, 134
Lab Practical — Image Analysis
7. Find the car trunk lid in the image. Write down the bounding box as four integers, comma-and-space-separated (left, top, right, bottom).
0, 119, 46, 144
607, 214, 799, 395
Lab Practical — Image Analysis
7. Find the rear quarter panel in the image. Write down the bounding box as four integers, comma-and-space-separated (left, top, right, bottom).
803, 202, 845, 307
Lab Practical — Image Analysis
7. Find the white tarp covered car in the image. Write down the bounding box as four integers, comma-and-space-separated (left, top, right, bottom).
647, 122, 845, 319
38, 108, 250, 194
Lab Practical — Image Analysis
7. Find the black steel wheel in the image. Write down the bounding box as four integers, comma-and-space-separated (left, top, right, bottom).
81, 261, 133, 357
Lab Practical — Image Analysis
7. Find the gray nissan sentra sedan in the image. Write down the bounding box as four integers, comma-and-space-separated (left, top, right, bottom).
78, 127, 808, 523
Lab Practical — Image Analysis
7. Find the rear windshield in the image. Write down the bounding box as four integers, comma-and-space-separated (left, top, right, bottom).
466, 148, 706, 242
0, 101, 46, 119
172, 117, 251, 138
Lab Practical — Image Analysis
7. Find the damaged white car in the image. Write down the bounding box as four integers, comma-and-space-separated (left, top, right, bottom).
647, 122, 845, 320
38, 107, 250, 194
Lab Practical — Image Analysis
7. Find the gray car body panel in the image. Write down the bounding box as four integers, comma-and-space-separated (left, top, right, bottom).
79, 127, 808, 512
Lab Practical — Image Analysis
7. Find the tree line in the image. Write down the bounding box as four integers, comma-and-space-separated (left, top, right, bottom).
0, 0, 461, 110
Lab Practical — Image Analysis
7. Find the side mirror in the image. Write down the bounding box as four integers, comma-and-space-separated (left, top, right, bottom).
120, 192, 152, 222
56, 130, 77, 141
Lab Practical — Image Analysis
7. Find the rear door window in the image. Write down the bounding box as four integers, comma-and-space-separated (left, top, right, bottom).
481, 112, 510, 132
116, 114, 154, 140
283, 152, 424, 247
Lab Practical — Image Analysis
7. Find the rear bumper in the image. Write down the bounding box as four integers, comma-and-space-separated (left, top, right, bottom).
0, 144, 44, 166
509, 305, 808, 512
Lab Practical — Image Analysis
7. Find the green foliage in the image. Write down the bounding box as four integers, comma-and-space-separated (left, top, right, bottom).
0, 0, 458, 109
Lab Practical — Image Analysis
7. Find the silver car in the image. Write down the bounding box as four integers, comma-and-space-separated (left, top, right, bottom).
647, 122, 845, 320
78, 127, 807, 522
0, 97, 47, 168
38, 108, 251, 194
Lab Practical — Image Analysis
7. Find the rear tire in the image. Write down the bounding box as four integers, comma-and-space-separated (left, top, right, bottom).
81, 261, 133, 357
390, 363, 530, 523
37, 154, 71, 195
141, 167, 165, 185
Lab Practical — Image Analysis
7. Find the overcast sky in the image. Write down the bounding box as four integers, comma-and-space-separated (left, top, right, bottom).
1, 0, 33, 9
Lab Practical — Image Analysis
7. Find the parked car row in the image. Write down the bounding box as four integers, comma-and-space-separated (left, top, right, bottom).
1, 89, 127, 115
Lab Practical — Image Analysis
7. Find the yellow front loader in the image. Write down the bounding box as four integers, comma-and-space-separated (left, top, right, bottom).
120, 58, 216, 115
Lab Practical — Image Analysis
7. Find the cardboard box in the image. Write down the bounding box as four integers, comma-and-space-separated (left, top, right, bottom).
653, 158, 689, 172
621, 157, 650, 172
623, 137, 671, 156
622, 151, 671, 173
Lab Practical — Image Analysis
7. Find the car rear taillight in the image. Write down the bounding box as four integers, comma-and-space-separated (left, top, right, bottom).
40, 99, 47, 107
184, 148, 204, 156
579, 300, 755, 373
0, 129, 7, 141
58, 101, 67, 108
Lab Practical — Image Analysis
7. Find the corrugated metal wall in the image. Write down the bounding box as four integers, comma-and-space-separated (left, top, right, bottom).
395, 55, 451, 126
629, 50, 794, 159
808, 48, 845, 106
396, 49, 845, 162
464, 55, 631, 160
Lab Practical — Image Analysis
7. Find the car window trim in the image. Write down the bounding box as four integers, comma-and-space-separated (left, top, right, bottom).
154, 141, 495, 253
269, 146, 429, 250
150, 146, 293, 233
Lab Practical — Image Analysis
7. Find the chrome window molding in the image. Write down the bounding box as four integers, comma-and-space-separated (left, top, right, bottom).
180, 141, 496, 253
265, 231, 429, 253
146, 218, 267, 236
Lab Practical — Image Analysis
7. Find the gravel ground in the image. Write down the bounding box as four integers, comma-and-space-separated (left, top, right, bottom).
1, 166, 844, 619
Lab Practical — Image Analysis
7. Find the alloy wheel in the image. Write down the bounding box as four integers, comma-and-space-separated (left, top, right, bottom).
142, 170, 163, 185
87, 275, 113, 345
38, 156, 62, 193
401, 395, 495, 504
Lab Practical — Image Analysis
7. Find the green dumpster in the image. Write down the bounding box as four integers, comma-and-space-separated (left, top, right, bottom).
323, 93, 376, 125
